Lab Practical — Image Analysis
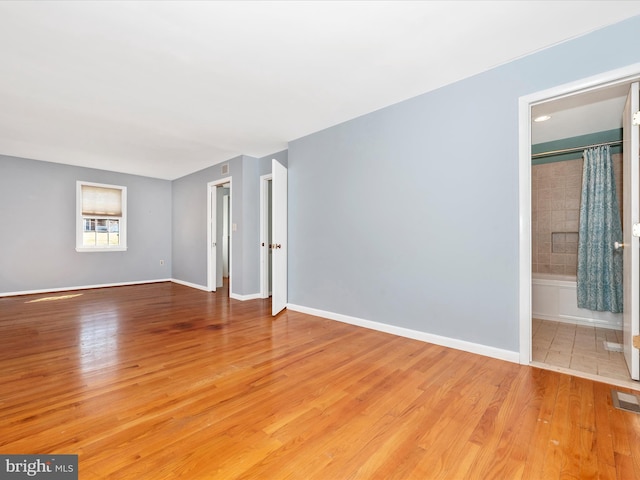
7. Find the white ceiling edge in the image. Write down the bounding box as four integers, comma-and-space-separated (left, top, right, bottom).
531, 83, 630, 144
1, 1, 640, 179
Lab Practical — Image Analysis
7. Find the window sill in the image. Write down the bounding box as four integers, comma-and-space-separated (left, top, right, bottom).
76, 247, 128, 253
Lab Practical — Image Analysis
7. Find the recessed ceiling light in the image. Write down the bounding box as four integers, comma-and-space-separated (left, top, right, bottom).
534, 115, 551, 122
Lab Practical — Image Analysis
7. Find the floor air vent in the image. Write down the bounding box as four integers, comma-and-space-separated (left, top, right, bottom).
611, 390, 640, 414
603, 341, 624, 352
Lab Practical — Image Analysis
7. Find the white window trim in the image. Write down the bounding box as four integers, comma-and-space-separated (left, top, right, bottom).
76, 181, 127, 252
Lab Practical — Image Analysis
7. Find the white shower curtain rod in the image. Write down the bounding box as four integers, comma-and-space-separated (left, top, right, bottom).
531, 140, 622, 159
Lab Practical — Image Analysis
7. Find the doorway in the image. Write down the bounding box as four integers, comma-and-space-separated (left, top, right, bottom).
260, 174, 273, 299
519, 64, 640, 388
207, 178, 232, 295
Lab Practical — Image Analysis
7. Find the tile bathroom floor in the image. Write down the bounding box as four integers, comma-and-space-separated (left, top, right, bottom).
532, 318, 630, 382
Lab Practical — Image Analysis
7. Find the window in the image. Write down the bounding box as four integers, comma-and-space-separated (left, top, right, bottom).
76, 181, 127, 252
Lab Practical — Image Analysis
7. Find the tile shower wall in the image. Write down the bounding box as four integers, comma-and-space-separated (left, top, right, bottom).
531, 154, 622, 276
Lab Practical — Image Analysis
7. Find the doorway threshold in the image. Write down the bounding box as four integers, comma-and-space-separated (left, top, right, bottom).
530, 360, 640, 392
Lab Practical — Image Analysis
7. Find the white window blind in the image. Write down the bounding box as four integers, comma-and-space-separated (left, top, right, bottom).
81, 185, 122, 217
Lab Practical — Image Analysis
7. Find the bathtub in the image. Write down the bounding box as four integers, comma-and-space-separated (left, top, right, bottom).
532, 272, 622, 329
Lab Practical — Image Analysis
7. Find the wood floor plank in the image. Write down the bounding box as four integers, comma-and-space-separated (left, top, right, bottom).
407, 361, 506, 478
1, 282, 640, 479
623, 400, 640, 479
576, 379, 598, 480
521, 368, 561, 480
593, 382, 617, 474
541, 374, 573, 478
465, 368, 533, 479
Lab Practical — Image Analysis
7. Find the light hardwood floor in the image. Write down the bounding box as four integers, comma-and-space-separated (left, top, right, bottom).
2, 282, 640, 479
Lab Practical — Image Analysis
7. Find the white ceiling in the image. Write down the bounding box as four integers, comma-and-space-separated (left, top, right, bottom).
1, 1, 640, 180
531, 82, 631, 145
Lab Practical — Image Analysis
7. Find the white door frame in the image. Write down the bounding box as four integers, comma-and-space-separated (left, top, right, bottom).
260, 173, 272, 299
622, 82, 640, 380
208, 177, 232, 294
518, 64, 640, 365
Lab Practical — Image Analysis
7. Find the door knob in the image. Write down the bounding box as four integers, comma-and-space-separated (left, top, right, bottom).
274, 244, 282, 249
614, 241, 625, 250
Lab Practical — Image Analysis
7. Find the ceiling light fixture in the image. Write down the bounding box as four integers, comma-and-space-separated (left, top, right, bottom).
534, 115, 551, 122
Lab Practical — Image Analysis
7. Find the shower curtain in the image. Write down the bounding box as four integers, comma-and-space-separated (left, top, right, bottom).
577, 145, 623, 313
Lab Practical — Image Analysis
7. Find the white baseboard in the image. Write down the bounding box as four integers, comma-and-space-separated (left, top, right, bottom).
2, 277, 264, 303
230, 292, 262, 301
0, 278, 172, 298
533, 312, 623, 330
169, 279, 261, 301
286, 303, 520, 364
170, 278, 209, 292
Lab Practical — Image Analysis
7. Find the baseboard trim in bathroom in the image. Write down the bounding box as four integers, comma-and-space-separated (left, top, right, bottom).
611, 390, 640, 414
604, 341, 624, 352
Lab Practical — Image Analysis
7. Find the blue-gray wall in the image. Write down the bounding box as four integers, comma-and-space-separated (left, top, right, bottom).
259, 149, 288, 176
288, 15, 640, 353
0, 155, 172, 294
172, 156, 243, 292
171, 150, 287, 297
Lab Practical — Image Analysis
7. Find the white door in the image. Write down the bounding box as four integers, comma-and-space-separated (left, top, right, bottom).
272, 159, 287, 316
223, 194, 229, 278
623, 81, 639, 380
208, 184, 217, 292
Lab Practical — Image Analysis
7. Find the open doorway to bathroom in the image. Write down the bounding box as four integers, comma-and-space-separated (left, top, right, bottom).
523, 67, 640, 388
